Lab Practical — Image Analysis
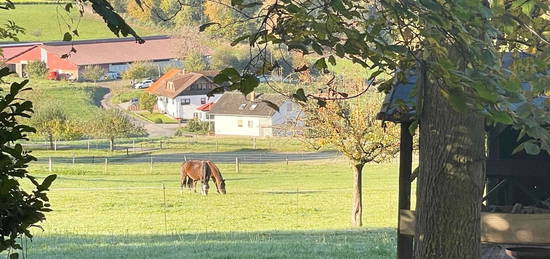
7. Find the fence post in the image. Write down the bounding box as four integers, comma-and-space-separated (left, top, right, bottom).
184, 155, 187, 162
162, 184, 167, 233
126, 148, 129, 156
104, 158, 108, 174
92, 156, 95, 164
253, 137, 256, 149
72, 153, 75, 165
286, 155, 289, 166
48, 157, 52, 172
54, 140, 57, 151
235, 157, 239, 173
160, 141, 162, 150
87, 140, 90, 151
150, 156, 153, 174
132, 140, 135, 152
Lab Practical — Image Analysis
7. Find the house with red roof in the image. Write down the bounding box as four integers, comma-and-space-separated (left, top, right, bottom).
147, 69, 223, 120
2, 36, 185, 80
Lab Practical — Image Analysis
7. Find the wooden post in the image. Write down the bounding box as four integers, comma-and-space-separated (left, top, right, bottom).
54, 140, 57, 151
160, 141, 162, 150
48, 157, 52, 172
397, 122, 414, 259
132, 140, 135, 152
87, 140, 90, 151
162, 183, 167, 233
150, 156, 153, 173
184, 155, 187, 162
235, 157, 239, 173
92, 156, 95, 164
286, 156, 289, 166
72, 153, 75, 165
104, 158, 108, 174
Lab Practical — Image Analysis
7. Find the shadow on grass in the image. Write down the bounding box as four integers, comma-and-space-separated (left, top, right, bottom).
23, 229, 396, 259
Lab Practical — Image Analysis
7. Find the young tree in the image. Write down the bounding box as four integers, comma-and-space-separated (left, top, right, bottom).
184, 52, 209, 72
81, 65, 105, 83
29, 104, 70, 150
122, 61, 158, 83
299, 90, 400, 226
88, 109, 146, 151
25, 61, 48, 79
0, 69, 56, 257
140, 92, 157, 113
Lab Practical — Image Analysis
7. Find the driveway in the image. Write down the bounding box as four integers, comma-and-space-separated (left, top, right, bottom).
99, 83, 179, 137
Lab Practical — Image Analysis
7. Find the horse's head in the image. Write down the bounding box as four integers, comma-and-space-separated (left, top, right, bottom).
218, 179, 226, 194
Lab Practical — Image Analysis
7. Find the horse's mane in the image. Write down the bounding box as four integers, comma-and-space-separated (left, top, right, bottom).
207, 161, 223, 180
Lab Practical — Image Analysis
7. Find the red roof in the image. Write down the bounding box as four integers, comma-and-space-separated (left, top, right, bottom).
196, 102, 214, 111
40, 36, 180, 66
0, 44, 40, 61
146, 69, 181, 94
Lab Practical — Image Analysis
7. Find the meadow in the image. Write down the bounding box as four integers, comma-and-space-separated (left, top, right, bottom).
0, 5, 156, 42
15, 155, 408, 258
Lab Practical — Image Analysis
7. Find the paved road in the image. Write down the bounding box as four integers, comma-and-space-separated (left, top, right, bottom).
99, 84, 178, 137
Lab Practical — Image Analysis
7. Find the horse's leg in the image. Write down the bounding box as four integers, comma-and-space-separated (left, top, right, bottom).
180, 172, 187, 195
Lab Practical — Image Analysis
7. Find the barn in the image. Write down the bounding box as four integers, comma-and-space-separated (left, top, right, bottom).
2, 36, 184, 80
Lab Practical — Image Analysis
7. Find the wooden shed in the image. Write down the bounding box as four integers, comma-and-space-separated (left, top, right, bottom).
377, 69, 550, 259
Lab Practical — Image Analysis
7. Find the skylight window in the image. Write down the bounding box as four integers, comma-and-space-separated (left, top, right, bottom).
239, 104, 247, 110
250, 104, 258, 110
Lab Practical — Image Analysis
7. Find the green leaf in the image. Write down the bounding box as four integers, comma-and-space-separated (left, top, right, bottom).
523, 141, 541, 155
39, 174, 57, 191
64, 3, 73, 12
521, 0, 535, 15
63, 32, 72, 41
328, 56, 336, 66
492, 111, 513, 125
239, 74, 259, 95
9, 252, 19, 259
293, 88, 307, 102
262, 100, 280, 112
199, 22, 220, 32
313, 58, 327, 70
231, 35, 249, 46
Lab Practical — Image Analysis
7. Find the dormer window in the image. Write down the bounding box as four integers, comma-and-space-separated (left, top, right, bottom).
250, 104, 258, 110
239, 104, 247, 110
167, 82, 174, 90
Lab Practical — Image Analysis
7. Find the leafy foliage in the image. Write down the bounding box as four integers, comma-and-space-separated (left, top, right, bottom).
139, 92, 157, 113
81, 65, 105, 83
184, 118, 210, 133
25, 61, 48, 79
0, 68, 56, 256
184, 52, 209, 72
29, 103, 83, 149
87, 109, 146, 150
122, 61, 158, 82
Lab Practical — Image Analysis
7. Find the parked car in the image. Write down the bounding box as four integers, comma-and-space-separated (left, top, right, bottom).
134, 79, 154, 89
103, 71, 121, 81
130, 98, 139, 105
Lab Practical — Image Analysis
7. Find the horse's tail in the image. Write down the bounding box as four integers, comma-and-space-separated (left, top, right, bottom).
180, 162, 188, 190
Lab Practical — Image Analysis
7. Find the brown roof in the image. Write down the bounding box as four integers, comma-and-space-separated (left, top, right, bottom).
41, 36, 180, 66
146, 69, 180, 94
149, 71, 214, 98
210, 92, 287, 117
0, 44, 40, 61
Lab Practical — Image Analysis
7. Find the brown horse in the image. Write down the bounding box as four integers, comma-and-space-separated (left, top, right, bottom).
180, 160, 226, 195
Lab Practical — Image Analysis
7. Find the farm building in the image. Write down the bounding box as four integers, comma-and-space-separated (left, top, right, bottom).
378, 59, 550, 259
147, 69, 222, 120
210, 92, 299, 137
2, 36, 186, 80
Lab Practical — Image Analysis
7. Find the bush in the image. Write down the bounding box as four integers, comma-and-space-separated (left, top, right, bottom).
26, 61, 48, 78
185, 118, 210, 133
154, 118, 163, 123
122, 61, 158, 82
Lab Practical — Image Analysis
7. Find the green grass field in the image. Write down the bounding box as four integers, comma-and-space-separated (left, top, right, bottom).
135, 111, 179, 124
0, 5, 156, 42
14, 157, 409, 258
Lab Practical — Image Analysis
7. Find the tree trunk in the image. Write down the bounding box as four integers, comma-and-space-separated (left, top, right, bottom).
414, 63, 486, 259
48, 134, 54, 150
109, 137, 115, 151
351, 163, 364, 227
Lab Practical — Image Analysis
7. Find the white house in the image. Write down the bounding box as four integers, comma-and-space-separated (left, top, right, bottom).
209, 92, 300, 137
147, 70, 222, 120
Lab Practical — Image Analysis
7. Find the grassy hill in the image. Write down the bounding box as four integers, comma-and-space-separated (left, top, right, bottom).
0, 4, 157, 42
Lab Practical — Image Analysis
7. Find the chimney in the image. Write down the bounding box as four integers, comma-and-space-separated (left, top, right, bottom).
249, 91, 255, 102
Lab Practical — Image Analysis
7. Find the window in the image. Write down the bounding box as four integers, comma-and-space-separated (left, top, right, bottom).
239, 104, 247, 110
167, 82, 174, 90
250, 104, 258, 110
237, 120, 243, 127
193, 112, 199, 119
201, 98, 206, 104
248, 120, 254, 128
181, 98, 191, 105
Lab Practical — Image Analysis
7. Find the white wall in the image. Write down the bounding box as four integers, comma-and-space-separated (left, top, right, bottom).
214, 115, 271, 137
157, 94, 222, 120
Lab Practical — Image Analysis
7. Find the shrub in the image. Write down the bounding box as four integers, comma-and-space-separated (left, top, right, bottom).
154, 118, 163, 123
26, 61, 48, 78
185, 118, 210, 133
